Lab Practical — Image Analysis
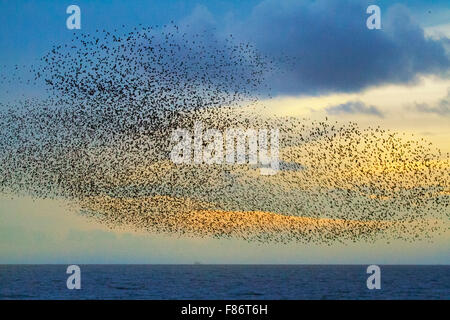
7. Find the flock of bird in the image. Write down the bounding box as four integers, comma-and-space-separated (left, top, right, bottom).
0, 24, 448, 244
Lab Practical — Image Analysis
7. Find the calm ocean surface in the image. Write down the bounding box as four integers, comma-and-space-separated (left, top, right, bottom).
0, 265, 448, 300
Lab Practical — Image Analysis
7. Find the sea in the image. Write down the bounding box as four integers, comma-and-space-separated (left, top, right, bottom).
0, 265, 448, 300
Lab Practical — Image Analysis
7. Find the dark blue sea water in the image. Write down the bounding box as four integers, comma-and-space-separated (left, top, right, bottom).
0, 265, 448, 300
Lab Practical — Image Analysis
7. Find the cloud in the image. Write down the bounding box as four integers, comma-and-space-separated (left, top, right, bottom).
326, 100, 384, 117
223, 0, 450, 95
413, 90, 450, 116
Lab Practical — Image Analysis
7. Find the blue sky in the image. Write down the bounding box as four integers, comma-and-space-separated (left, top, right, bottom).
1, 0, 449, 97
1, 0, 449, 81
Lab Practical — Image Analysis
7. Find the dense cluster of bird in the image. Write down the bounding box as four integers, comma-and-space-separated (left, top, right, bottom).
0, 24, 448, 244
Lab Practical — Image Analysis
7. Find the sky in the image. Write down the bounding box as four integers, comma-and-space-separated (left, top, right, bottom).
0, 0, 449, 264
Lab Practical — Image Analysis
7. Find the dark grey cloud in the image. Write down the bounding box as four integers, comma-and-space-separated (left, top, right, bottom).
326, 100, 384, 117
222, 0, 450, 95
413, 90, 450, 116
